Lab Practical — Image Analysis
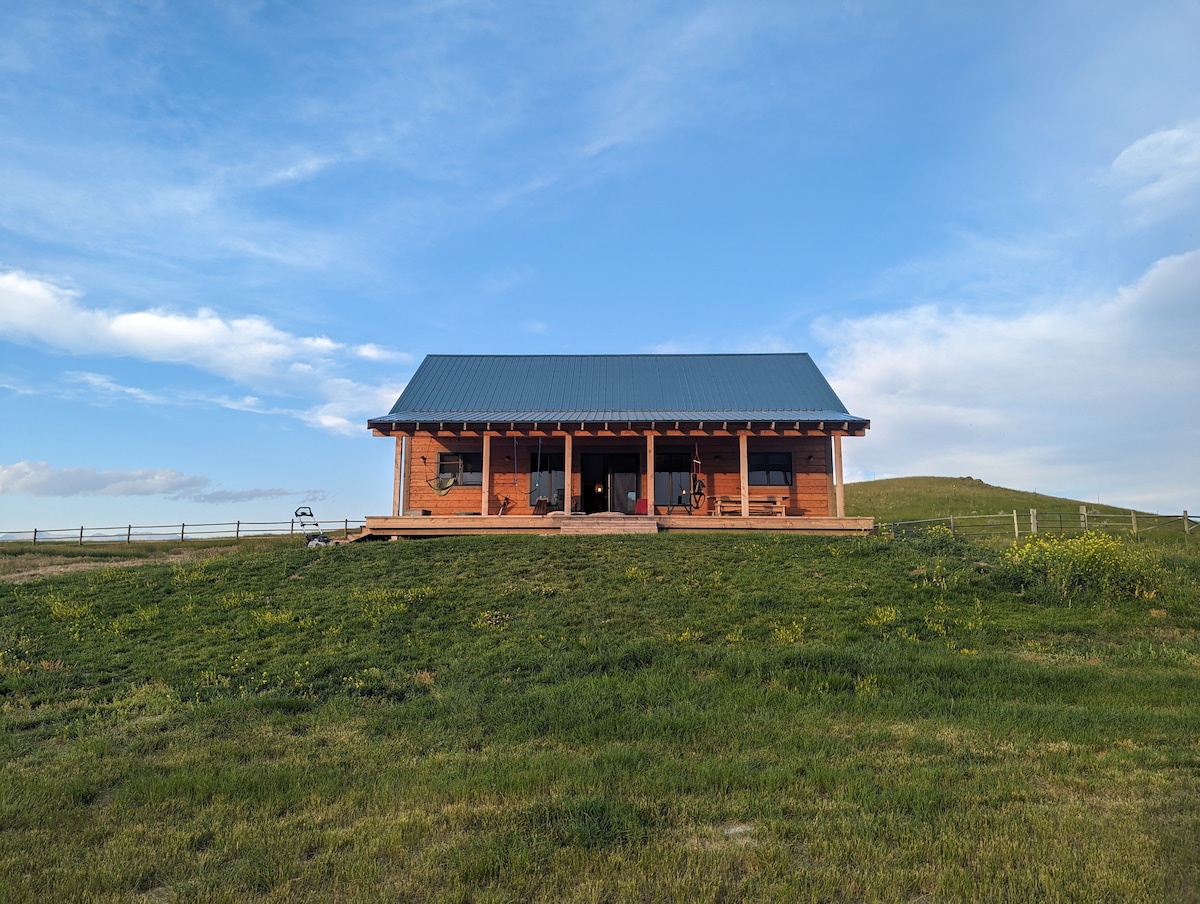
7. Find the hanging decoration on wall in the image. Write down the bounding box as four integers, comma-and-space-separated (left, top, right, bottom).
420, 455, 457, 496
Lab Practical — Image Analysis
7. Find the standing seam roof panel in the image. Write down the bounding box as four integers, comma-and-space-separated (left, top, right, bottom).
369, 354, 867, 424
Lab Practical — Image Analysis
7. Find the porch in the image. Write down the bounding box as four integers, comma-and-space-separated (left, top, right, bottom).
354, 511, 874, 539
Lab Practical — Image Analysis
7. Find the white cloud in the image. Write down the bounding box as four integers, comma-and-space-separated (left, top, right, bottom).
353, 343, 410, 362
821, 248, 1200, 509
0, 460, 298, 504
0, 269, 416, 437
1111, 121, 1200, 222
297, 377, 406, 436
0, 269, 341, 382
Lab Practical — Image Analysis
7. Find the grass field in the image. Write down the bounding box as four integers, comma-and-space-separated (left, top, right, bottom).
845, 476, 1182, 525
2, 529, 1199, 902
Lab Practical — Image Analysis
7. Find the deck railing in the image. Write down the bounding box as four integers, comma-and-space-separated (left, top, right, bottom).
0, 518, 367, 544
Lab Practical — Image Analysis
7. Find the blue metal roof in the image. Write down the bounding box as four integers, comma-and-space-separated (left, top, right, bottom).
368, 354, 868, 428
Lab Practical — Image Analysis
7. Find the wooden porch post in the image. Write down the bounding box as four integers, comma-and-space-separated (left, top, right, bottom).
739, 434, 750, 517
826, 436, 836, 515
834, 434, 845, 518
481, 433, 491, 515
645, 432, 655, 513
392, 435, 404, 517
564, 432, 573, 512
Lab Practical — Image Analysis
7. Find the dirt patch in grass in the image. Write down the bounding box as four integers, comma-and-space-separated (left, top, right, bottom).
0, 545, 240, 583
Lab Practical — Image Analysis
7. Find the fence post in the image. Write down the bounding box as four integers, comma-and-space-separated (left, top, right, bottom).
180, 523, 185, 542
1185, 511, 1190, 542
79, 525, 84, 546
1013, 510, 1019, 539
127, 524, 132, 543
32, 528, 37, 545
236, 520, 240, 539
1030, 509, 1038, 535
1079, 505, 1087, 532
1130, 510, 1138, 538
949, 515, 955, 534
290, 519, 295, 537
344, 518, 348, 537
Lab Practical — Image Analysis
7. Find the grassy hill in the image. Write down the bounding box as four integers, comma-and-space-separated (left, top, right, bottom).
2, 531, 1199, 902
846, 475, 1159, 523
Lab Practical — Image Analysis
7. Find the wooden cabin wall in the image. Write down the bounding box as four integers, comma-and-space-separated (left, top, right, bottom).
674, 436, 830, 516
406, 434, 576, 516
405, 432, 835, 517
405, 435, 480, 514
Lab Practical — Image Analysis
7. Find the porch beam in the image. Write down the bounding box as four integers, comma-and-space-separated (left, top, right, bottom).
739, 434, 750, 518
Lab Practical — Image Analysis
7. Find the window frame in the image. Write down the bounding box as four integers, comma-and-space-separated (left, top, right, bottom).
437, 452, 484, 487
748, 451, 793, 487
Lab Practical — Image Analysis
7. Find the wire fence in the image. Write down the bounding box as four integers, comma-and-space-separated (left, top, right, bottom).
888, 507, 1196, 542
0, 518, 367, 545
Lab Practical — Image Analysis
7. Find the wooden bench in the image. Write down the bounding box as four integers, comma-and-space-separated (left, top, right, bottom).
715, 496, 787, 516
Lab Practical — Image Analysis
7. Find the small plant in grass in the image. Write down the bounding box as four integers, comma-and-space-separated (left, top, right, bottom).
853, 673, 879, 697
864, 605, 899, 636
44, 591, 91, 621
472, 610, 512, 630
773, 617, 808, 644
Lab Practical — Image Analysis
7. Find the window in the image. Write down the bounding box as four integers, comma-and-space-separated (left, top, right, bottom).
438, 452, 483, 486
528, 452, 565, 509
654, 450, 695, 506
748, 451, 792, 486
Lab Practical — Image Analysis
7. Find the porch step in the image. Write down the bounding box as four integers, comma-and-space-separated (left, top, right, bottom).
559, 516, 660, 535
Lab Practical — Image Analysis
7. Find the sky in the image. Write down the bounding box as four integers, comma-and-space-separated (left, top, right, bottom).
1, 0, 1199, 532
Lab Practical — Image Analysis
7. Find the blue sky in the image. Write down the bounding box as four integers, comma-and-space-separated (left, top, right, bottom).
2, 0, 1199, 531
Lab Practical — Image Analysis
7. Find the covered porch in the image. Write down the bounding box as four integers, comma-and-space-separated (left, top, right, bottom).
366, 417, 870, 536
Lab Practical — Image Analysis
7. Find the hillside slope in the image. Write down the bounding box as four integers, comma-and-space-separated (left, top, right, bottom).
845, 475, 1147, 523
2, 533, 1198, 901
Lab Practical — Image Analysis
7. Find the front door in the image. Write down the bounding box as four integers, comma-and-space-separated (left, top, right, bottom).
580, 453, 640, 514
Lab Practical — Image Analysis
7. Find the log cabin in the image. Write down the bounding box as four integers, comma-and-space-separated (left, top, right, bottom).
361, 353, 871, 537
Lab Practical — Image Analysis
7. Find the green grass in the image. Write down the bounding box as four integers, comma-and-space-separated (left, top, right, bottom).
2, 532, 1200, 902
845, 476, 1172, 524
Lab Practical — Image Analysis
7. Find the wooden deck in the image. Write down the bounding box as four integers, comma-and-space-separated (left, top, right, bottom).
354, 513, 874, 539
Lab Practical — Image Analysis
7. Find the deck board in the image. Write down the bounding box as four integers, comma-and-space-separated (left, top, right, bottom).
357, 514, 873, 539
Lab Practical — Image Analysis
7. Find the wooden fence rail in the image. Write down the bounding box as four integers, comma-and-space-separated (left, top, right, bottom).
0, 518, 367, 545
889, 507, 1195, 542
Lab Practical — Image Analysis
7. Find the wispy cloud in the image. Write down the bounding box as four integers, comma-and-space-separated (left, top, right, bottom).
353, 343, 411, 363
0, 460, 298, 503
1110, 120, 1200, 223
65, 372, 165, 405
